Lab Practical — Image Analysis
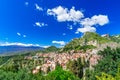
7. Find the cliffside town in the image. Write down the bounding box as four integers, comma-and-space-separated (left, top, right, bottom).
30, 51, 100, 74
24, 32, 120, 74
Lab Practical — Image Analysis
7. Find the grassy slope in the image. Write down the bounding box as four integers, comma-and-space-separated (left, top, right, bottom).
63, 32, 112, 52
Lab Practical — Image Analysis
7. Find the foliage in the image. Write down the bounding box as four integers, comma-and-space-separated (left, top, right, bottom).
0, 66, 80, 80
83, 32, 111, 44
63, 44, 96, 52
67, 58, 89, 79
78, 45, 96, 52
42, 46, 59, 53
85, 47, 120, 80
95, 47, 120, 76
96, 73, 115, 80
0, 56, 11, 65
46, 66, 80, 80
0, 54, 42, 73
110, 35, 120, 43
0, 54, 80, 80
96, 65, 120, 80
63, 38, 81, 52
0, 69, 32, 80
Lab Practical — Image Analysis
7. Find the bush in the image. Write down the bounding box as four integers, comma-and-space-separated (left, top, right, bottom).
46, 66, 80, 80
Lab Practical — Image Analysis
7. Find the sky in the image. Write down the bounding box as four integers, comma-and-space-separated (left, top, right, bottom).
0, 0, 120, 47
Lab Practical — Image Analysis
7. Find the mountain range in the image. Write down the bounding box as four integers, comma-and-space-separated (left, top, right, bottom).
0, 45, 44, 55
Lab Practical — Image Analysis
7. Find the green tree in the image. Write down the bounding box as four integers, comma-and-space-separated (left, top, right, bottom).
67, 58, 89, 79
85, 47, 120, 80
46, 66, 80, 80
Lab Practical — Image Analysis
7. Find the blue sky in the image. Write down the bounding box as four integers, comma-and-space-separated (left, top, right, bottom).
0, 0, 120, 47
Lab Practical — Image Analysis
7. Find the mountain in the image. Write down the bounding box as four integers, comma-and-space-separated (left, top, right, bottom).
0, 45, 44, 55
62, 32, 120, 52
44, 46, 59, 52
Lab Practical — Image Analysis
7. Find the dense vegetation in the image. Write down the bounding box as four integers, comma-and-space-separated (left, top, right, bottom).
46, 66, 80, 80
43, 46, 59, 53
110, 35, 120, 43
0, 65, 80, 80
0, 56, 11, 65
82, 32, 111, 44
85, 47, 120, 80
67, 57, 89, 79
96, 67, 120, 80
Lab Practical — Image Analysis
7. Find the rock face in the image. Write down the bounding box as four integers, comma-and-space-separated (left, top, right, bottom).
101, 34, 110, 37
63, 32, 113, 52
87, 40, 98, 46
95, 42, 120, 52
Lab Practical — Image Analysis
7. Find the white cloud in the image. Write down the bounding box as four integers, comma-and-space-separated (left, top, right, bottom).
76, 15, 109, 33
47, 6, 84, 22
62, 33, 66, 36
67, 24, 73, 30
17, 32, 21, 36
47, 6, 109, 34
76, 26, 96, 33
17, 32, 27, 38
52, 41, 66, 46
23, 35, 26, 38
92, 15, 109, 26
35, 22, 48, 27
0, 42, 51, 48
41, 45, 50, 48
35, 3, 43, 11
0, 42, 40, 47
25, 2, 29, 6
80, 15, 109, 27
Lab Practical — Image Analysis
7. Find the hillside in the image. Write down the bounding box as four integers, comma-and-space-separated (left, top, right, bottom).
110, 35, 120, 43
62, 32, 119, 52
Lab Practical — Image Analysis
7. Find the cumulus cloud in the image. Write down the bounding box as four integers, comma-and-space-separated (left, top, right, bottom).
81, 15, 109, 27
0, 42, 40, 47
76, 15, 109, 33
35, 22, 48, 27
25, 2, 29, 6
35, 3, 43, 11
52, 41, 66, 46
17, 32, 21, 36
76, 26, 96, 33
47, 6, 84, 22
47, 6, 109, 33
